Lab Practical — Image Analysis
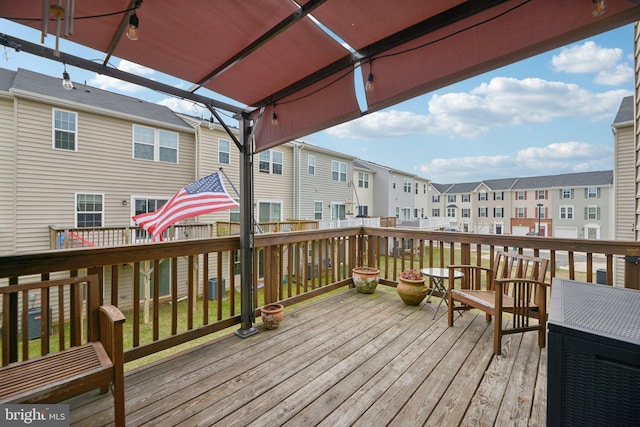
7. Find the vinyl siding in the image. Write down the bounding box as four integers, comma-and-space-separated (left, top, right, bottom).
614, 126, 635, 242
298, 147, 352, 221
0, 96, 16, 255
253, 145, 294, 221
13, 97, 196, 253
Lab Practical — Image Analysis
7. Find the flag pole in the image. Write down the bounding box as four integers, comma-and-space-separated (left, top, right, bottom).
235, 114, 258, 338
219, 167, 263, 234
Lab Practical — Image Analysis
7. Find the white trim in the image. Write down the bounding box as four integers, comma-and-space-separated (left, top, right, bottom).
52, 107, 78, 152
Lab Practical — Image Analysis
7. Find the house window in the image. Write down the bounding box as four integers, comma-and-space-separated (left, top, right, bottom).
432, 195, 440, 203
537, 190, 546, 200
392, 176, 397, 189
331, 204, 346, 220
331, 161, 347, 182
516, 191, 526, 200
229, 200, 240, 222
494, 192, 504, 201
133, 125, 178, 163
561, 188, 574, 199
448, 195, 456, 203
478, 192, 488, 201
358, 205, 368, 217
462, 208, 470, 218
358, 172, 369, 188
414, 208, 419, 218
478, 207, 488, 217
403, 178, 411, 193
432, 208, 440, 217
76, 193, 103, 227
585, 206, 601, 220
218, 139, 230, 164
308, 155, 315, 175
536, 205, 546, 219
314, 201, 323, 220
516, 207, 525, 218
53, 109, 77, 151
402, 208, 411, 220
494, 207, 504, 218
258, 201, 282, 222
395, 207, 400, 218
447, 207, 456, 218
259, 150, 283, 175
233, 250, 241, 275
560, 206, 574, 219
462, 194, 470, 202
586, 187, 600, 198
423, 184, 427, 194
415, 183, 418, 195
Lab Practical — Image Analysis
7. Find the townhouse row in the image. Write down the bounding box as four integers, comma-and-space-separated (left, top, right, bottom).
0, 67, 613, 258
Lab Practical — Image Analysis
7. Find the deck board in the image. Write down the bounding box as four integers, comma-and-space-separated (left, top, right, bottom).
67, 287, 547, 426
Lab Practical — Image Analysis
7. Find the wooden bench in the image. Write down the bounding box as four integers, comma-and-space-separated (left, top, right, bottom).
447, 251, 549, 355
0, 275, 125, 426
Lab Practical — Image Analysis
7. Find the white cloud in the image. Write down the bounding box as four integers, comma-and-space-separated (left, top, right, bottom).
552, 41, 633, 85
325, 110, 432, 139
419, 141, 613, 182
89, 59, 155, 93
324, 76, 630, 140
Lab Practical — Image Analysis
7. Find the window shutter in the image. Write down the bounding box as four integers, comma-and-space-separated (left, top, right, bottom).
545, 190, 548, 199
524, 207, 527, 217
535, 191, 538, 200
584, 207, 588, 220
571, 189, 574, 199
545, 207, 549, 218
559, 189, 563, 198
597, 188, 601, 198
597, 207, 601, 220
524, 192, 527, 200
584, 188, 588, 198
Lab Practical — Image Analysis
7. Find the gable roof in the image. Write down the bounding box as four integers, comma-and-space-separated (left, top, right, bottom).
482, 177, 519, 190
512, 170, 613, 189
9, 68, 192, 131
613, 95, 633, 125
446, 182, 482, 194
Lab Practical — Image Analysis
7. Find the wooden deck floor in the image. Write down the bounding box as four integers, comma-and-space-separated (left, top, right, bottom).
67, 286, 547, 426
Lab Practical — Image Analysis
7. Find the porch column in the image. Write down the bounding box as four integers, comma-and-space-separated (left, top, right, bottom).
236, 114, 258, 338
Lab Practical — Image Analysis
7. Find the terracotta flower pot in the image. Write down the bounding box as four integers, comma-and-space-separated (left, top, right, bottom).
352, 266, 380, 294
261, 303, 284, 329
397, 277, 428, 306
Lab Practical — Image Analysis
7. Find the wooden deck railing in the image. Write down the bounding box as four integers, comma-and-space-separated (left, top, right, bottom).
3, 228, 640, 367
49, 224, 216, 249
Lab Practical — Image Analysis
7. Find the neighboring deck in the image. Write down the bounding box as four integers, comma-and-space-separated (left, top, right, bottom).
68, 287, 547, 426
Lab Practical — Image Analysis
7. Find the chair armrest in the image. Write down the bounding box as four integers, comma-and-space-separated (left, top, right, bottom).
99, 305, 125, 364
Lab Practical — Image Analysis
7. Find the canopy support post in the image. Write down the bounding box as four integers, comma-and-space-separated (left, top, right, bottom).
235, 114, 258, 338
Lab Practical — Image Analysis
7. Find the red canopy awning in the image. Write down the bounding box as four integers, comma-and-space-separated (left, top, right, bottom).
2, 0, 639, 150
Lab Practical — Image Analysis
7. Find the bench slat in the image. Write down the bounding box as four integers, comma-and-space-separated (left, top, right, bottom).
0, 343, 113, 402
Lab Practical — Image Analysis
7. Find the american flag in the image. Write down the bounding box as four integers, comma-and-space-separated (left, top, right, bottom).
133, 172, 239, 242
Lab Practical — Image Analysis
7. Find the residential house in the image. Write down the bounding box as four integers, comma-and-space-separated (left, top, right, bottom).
294, 142, 354, 227
442, 182, 479, 232
352, 160, 375, 219
613, 95, 636, 285
482, 178, 518, 235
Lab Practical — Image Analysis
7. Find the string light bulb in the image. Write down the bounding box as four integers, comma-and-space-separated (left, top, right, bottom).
272, 104, 279, 126
592, 0, 606, 17
126, 12, 139, 40
62, 64, 73, 90
365, 59, 374, 92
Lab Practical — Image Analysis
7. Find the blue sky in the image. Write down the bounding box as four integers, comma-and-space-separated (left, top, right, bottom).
1, 19, 634, 183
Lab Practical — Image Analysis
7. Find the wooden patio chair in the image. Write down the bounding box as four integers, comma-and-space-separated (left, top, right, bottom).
447, 251, 550, 355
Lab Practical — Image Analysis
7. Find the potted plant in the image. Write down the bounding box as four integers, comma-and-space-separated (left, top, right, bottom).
397, 269, 428, 306
352, 266, 380, 294
260, 303, 284, 329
